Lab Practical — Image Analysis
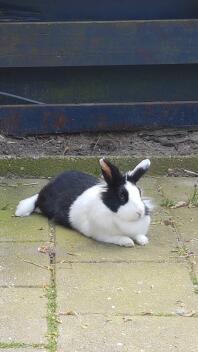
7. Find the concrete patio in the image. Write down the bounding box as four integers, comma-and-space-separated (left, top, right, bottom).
0, 176, 198, 352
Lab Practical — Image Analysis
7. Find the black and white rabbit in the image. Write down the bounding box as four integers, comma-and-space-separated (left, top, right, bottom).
15, 158, 153, 247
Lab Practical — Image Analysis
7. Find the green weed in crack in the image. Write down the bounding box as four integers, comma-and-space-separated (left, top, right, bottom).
46, 282, 58, 352
46, 221, 58, 352
188, 184, 198, 208
160, 198, 176, 208
0, 342, 45, 349
189, 260, 198, 294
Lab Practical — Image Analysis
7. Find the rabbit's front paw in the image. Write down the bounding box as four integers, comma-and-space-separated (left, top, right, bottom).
118, 237, 135, 247
134, 234, 149, 246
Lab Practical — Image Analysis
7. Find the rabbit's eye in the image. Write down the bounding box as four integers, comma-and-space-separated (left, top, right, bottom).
119, 189, 128, 203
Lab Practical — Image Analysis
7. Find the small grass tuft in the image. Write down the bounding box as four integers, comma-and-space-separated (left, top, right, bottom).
160, 198, 176, 208
194, 287, 198, 294
191, 276, 198, 286
172, 245, 189, 257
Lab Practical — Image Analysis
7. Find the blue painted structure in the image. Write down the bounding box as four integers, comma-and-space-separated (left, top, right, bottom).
1, 102, 198, 136
1, 21, 198, 67
0, 1, 198, 135
1, 0, 198, 21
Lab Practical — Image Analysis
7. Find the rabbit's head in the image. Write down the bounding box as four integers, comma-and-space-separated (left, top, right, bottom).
100, 158, 151, 222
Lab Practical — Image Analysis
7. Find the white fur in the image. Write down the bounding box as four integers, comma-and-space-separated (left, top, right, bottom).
142, 198, 155, 212
127, 159, 151, 177
15, 194, 38, 217
69, 183, 151, 247
117, 182, 145, 222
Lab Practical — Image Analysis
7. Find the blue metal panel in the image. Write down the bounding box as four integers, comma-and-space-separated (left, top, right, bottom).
1, 3, 198, 135
1, 0, 198, 21
1, 20, 198, 67
0, 102, 198, 136
1, 65, 198, 105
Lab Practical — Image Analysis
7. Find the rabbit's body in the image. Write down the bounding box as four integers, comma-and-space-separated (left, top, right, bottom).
36, 171, 97, 227
15, 158, 153, 247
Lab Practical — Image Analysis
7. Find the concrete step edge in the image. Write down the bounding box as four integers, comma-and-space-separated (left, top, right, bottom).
0, 155, 197, 177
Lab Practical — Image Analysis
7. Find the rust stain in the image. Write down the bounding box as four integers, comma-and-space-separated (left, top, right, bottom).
0, 111, 21, 134
96, 115, 108, 130
136, 47, 152, 62
43, 111, 52, 129
54, 113, 71, 129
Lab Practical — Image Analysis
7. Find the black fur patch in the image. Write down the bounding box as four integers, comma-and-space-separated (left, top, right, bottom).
101, 183, 128, 213
144, 203, 150, 215
127, 167, 148, 184
36, 171, 97, 227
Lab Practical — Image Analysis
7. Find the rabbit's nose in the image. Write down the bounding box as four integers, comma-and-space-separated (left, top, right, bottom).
136, 211, 142, 218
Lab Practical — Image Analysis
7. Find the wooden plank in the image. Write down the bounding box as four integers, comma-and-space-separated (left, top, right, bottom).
1, 0, 197, 21
0, 102, 198, 136
0, 20, 198, 67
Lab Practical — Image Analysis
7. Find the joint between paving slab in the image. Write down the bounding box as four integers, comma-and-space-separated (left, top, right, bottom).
58, 311, 198, 318
0, 240, 48, 244
157, 180, 198, 297
57, 258, 185, 265
188, 260, 198, 295
45, 221, 58, 352
0, 285, 46, 289
0, 342, 45, 349
167, 210, 198, 295
156, 181, 180, 238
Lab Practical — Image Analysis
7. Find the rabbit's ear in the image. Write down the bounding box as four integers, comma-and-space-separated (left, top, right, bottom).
127, 159, 151, 183
99, 158, 122, 186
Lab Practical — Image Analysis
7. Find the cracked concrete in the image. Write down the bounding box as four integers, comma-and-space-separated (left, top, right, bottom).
0, 176, 197, 351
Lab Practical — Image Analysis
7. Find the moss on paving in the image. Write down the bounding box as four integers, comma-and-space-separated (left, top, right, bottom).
0, 155, 198, 177
46, 283, 58, 352
0, 342, 45, 348
46, 221, 58, 352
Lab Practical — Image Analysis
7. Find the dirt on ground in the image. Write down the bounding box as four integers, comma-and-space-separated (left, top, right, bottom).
0, 129, 198, 157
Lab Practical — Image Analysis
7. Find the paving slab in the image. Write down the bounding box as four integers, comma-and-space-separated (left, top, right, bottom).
159, 177, 198, 255
0, 214, 49, 242
58, 315, 198, 352
0, 178, 47, 206
158, 177, 197, 203
0, 287, 47, 344
0, 179, 49, 242
0, 179, 46, 222
1, 175, 197, 351
0, 242, 49, 287
57, 262, 197, 315
170, 208, 198, 253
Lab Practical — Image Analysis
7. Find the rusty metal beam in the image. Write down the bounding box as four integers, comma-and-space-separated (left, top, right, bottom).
0, 101, 198, 136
